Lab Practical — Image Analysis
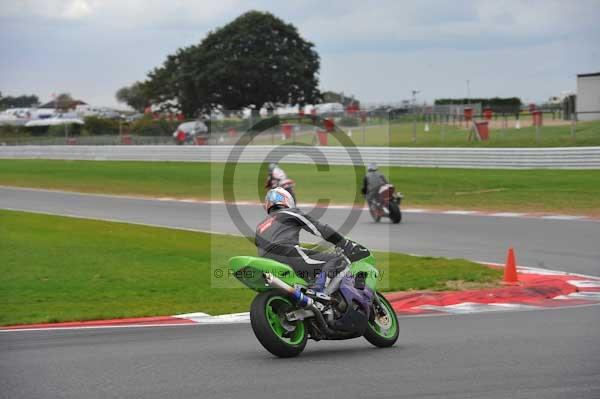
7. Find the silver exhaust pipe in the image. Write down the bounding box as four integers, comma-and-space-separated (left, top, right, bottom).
263, 273, 314, 308
263, 272, 295, 294
263, 273, 340, 336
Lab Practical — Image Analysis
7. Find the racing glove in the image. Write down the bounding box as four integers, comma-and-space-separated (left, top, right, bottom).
338, 239, 370, 261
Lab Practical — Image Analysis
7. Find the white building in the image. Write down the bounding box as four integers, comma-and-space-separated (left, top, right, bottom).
576, 72, 600, 121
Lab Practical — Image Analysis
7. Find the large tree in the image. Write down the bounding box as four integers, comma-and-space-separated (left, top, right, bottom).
0, 93, 40, 109
116, 81, 150, 112
55, 93, 73, 102
145, 11, 321, 116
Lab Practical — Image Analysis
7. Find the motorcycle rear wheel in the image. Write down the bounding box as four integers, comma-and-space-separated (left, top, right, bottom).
363, 292, 399, 348
250, 291, 308, 358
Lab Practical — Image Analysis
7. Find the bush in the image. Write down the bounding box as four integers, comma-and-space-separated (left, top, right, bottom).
27, 126, 50, 136
210, 119, 246, 132
435, 97, 522, 113
129, 117, 179, 136
338, 116, 359, 127
209, 116, 286, 133
0, 124, 27, 137
48, 123, 83, 136
83, 116, 120, 135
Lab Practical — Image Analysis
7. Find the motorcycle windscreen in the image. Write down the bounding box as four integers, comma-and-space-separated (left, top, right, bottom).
229, 256, 308, 292
350, 255, 379, 291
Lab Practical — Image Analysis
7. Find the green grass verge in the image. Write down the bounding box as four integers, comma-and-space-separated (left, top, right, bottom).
241, 119, 600, 147
0, 210, 501, 326
1, 159, 599, 215
362, 119, 599, 147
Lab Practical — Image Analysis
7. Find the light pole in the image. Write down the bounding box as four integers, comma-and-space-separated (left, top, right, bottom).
466, 80, 470, 104
411, 90, 420, 110
411, 90, 420, 143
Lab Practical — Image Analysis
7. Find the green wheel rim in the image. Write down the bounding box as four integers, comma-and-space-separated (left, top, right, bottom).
369, 295, 398, 338
265, 296, 305, 345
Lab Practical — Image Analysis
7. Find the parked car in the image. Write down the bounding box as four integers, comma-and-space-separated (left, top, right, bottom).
124, 113, 144, 123
313, 102, 345, 118
173, 120, 208, 144
98, 109, 122, 119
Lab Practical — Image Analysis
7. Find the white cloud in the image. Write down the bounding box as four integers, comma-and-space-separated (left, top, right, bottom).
2, 0, 96, 20
320, 38, 598, 103
1, 0, 243, 27
297, 0, 600, 47
62, 0, 94, 19
3, 0, 598, 41
1, 0, 598, 107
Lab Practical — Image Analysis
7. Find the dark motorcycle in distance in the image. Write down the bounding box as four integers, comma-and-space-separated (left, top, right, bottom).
368, 184, 403, 224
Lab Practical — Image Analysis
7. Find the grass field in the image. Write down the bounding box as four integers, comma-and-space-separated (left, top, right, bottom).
0, 210, 501, 326
1, 159, 599, 215
239, 119, 600, 148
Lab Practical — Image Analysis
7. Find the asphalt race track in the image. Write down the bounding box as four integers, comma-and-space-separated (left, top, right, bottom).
1, 186, 599, 399
1, 186, 599, 275
2, 307, 599, 399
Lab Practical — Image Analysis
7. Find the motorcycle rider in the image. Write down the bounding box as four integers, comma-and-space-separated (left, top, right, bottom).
265, 163, 287, 189
361, 163, 388, 205
265, 162, 296, 201
255, 187, 359, 293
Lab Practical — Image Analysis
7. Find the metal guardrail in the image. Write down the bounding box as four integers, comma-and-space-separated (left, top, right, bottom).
1, 145, 599, 169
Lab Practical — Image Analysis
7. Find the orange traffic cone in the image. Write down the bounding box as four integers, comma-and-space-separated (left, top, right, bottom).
503, 247, 519, 285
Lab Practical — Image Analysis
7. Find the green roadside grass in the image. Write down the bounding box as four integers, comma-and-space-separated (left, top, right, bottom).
245, 119, 600, 147
1, 159, 599, 215
0, 210, 501, 326
359, 119, 600, 147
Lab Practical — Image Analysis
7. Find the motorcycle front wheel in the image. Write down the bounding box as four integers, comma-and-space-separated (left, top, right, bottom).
363, 292, 399, 348
368, 203, 381, 222
250, 291, 308, 358
285, 187, 296, 203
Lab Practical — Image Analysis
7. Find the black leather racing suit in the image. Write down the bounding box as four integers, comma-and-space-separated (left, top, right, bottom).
361, 171, 388, 204
255, 207, 346, 282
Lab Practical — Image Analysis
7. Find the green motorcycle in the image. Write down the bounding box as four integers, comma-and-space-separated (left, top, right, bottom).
229, 244, 399, 357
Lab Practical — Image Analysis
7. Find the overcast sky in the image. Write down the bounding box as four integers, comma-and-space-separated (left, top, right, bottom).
1, 0, 599, 108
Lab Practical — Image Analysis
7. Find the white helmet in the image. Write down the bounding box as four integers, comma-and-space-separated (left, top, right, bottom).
367, 163, 378, 172
264, 187, 295, 213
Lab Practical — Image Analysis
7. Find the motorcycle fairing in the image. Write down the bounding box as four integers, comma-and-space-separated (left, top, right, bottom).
229, 256, 308, 292
349, 255, 379, 291
331, 275, 374, 334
